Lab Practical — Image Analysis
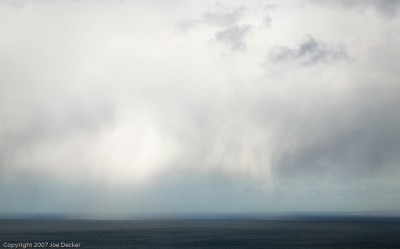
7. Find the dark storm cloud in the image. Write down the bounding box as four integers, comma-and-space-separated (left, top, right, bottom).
267, 42, 400, 178
273, 98, 400, 178
269, 35, 349, 65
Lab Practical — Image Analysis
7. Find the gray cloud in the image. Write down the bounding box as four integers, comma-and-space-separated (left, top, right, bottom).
266, 36, 400, 178
0, 0, 24, 8
176, 18, 201, 31
273, 95, 400, 178
269, 35, 349, 65
175, 4, 265, 52
263, 14, 272, 28
310, 0, 400, 17
262, 4, 276, 28
202, 5, 246, 27
176, 5, 246, 32
214, 25, 251, 51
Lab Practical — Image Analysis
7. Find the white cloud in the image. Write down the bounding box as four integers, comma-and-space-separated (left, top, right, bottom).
0, 0, 400, 214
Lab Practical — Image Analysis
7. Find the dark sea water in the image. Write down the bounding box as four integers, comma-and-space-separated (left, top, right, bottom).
1, 218, 400, 249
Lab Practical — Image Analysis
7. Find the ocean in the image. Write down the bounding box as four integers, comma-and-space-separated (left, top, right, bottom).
1, 217, 400, 248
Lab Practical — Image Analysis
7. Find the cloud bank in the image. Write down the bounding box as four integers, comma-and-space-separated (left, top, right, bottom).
0, 0, 400, 215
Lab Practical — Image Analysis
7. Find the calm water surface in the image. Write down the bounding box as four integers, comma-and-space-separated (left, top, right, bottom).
1, 219, 400, 248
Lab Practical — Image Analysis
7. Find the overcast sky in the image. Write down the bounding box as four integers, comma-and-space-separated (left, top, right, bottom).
1, 0, 400, 218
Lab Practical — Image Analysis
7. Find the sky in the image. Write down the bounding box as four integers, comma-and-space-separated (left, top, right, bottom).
0, 0, 400, 218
